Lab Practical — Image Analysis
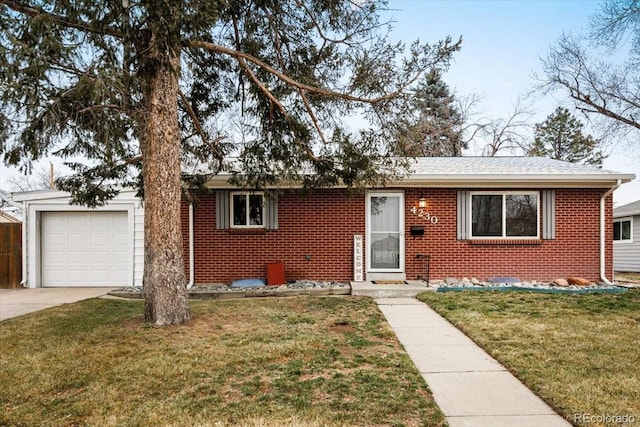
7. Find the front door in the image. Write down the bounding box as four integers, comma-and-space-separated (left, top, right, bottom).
367, 192, 404, 273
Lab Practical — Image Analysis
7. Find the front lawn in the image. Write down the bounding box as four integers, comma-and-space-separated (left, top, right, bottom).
0, 296, 445, 427
418, 290, 640, 426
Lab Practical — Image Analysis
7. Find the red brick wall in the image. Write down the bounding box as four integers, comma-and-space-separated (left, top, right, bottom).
403, 188, 612, 282
181, 187, 613, 283
181, 189, 365, 283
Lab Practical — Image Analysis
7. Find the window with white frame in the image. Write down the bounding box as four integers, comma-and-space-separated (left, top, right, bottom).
231, 192, 264, 228
613, 218, 632, 242
470, 192, 539, 238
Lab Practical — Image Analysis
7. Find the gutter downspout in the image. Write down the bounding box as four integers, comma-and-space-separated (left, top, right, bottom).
600, 179, 621, 285
187, 202, 195, 289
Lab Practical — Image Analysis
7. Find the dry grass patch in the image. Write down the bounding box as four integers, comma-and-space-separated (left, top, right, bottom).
616, 271, 640, 283
0, 296, 445, 427
418, 290, 640, 426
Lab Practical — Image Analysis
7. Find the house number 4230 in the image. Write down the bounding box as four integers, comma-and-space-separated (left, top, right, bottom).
410, 207, 438, 224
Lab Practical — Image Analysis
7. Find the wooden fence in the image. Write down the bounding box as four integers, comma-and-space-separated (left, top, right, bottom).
0, 223, 22, 288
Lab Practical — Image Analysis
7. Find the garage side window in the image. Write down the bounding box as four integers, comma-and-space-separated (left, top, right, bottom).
231, 192, 264, 228
613, 218, 632, 242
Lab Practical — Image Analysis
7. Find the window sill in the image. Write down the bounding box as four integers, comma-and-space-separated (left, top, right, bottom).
469, 239, 542, 245
229, 228, 267, 235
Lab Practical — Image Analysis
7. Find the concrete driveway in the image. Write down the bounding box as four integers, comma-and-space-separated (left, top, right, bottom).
0, 288, 116, 321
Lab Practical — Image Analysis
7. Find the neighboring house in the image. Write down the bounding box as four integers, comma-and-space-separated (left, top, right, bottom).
13, 157, 635, 288
613, 200, 640, 272
0, 211, 20, 223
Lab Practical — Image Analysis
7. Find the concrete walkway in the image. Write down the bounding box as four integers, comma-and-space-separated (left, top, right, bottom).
0, 288, 116, 321
351, 280, 433, 298
376, 297, 571, 427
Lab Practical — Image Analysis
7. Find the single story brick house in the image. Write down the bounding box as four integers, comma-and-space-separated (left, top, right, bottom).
613, 200, 640, 272
182, 157, 634, 285
12, 157, 635, 288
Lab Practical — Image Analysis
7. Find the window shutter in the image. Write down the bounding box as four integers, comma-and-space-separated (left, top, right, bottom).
542, 190, 555, 239
265, 191, 279, 230
457, 190, 469, 240
216, 190, 230, 229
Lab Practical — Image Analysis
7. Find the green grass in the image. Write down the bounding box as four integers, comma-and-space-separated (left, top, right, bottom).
0, 296, 445, 427
417, 290, 640, 426
615, 271, 640, 282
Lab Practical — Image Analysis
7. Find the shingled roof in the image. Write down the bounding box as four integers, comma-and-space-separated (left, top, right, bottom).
614, 200, 640, 218
198, 156, 635, 189
402, 157, 635, 188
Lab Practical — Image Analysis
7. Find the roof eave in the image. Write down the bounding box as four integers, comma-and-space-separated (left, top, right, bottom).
614, 210, 640, 218
204, 173, 635, 189
11, 188, 139, 202
399, 173, 636, 188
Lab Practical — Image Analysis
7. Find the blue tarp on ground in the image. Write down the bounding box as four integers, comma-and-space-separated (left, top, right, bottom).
230, 278, 266, 288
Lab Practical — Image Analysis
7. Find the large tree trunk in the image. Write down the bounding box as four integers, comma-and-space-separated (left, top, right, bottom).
137, 15, 190, 326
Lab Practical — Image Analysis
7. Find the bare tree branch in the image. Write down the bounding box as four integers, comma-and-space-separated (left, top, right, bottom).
481, 100, 533, 156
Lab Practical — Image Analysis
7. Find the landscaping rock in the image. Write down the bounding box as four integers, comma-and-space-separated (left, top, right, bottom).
108, 281, 351, 300
567, 277, 592, 286
471, 277, 480, 285
434, 276, 623, 293
553, 278, 569, 287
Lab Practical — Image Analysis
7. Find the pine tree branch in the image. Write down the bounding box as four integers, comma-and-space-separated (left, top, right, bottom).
297, 88, 328, 146
230, 46, 323, 163
187, 39, 409, 105
177, 89, 224, 163
78, 104, 126, 114
0, 0, 123, 39
295, 0, 385, 47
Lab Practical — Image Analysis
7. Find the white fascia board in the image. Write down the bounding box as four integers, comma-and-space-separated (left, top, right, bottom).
12, 188, 140, 202
11, 190, 70, 202
204, 172, 635, 190
204, 176, 312, 190
614, 210, 640, 218
399, 173, 636, 188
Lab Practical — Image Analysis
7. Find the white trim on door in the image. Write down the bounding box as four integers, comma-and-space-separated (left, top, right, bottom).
366, 191, 405, 275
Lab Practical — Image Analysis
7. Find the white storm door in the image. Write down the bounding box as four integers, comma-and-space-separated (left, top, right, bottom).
367, 193, 404, 272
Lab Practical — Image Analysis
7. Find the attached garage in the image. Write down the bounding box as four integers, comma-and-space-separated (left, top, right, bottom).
42, 212, 129, 287
12, 190, 144, 288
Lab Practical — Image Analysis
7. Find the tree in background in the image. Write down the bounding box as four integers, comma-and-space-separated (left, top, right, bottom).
393, 70, 466, 156
479, 99, 533, 156
541, 0, 640, 139
0, 0, 460, 325
7, 163, 61, 191
527, 107, 605, 166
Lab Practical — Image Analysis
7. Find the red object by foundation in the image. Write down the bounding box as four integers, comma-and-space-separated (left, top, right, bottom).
266, 262, 285, 285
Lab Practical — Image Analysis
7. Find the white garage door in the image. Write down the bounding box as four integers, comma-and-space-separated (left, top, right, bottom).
42, 211, 129, 287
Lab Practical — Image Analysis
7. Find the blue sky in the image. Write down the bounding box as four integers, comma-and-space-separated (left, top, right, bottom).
385, 0, 639, 205
386, 0, 596, 116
